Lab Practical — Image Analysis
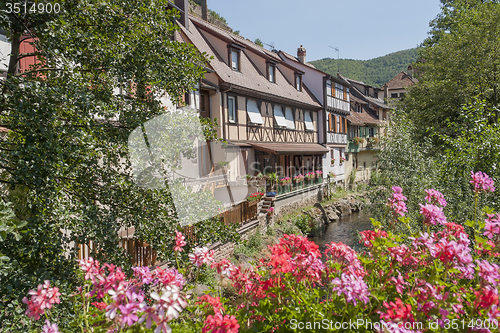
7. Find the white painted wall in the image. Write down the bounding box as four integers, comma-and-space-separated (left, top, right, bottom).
0, 34, 11, 75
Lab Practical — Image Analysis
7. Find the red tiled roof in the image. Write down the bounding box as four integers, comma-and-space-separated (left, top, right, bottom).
179, 17, 321, 109
383, 71, 417, 90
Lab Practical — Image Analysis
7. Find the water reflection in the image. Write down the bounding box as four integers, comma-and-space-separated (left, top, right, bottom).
309, 211, 372, 252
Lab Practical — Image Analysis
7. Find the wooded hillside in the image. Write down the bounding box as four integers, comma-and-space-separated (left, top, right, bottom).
310, 48, 419, 87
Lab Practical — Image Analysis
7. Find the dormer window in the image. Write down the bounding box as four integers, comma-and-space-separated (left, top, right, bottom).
295, 74, 302, 91
268, 63, 276, 83
230, 49, 240, 71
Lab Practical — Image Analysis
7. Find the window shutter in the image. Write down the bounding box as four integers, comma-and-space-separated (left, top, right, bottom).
344, 118, 348, 134
328, 113, 332, 131
343, 87, 347, 101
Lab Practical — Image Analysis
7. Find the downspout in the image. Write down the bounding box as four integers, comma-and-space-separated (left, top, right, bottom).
220, 84, 233, 141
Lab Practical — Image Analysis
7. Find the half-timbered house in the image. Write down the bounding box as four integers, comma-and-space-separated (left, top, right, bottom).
177, 15, 327, 182
279, 48, 351, 184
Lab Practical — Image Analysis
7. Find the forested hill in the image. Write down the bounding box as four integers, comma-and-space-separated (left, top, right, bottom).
309, 48, 419, 87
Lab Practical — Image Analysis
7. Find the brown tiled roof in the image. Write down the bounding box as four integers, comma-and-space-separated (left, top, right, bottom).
279, 50, 317, 69
346, 114, 365, 126
383, 71, 417, 90
248, 142, 329, 155
179, 17, 321, 109
350, 95, 367, 105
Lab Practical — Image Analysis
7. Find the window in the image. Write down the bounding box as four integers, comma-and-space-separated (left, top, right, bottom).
365, 87, 369, 96
336, 114, 341, 132
273, 105, 287, 127
335, 83, 343, 100
369, 127, 375, 137
326, 80, 332, 97
295, 74, 302, 91
284, 107, 295, 129
268, 64, 276, 83
355, 103, 361, 113
246, 99, 264, 124
399, 92, 405, 99
231, 49, 240, 71
228, 96, 236, 123
391, 93, 398, 98
346, 88, 350, 102
304, 111, 314, 131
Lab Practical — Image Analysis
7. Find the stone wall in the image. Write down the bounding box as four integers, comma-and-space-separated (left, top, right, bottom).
274, 185, 324, 221
209, 213, 273, 261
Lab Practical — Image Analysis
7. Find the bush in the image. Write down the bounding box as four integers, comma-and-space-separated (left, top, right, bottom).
290, 214, 312, 235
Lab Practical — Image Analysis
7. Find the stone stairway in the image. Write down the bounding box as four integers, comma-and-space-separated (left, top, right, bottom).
260, 196, 275, 215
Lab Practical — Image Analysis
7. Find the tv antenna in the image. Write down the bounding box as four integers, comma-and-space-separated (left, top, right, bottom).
329, 46, 340, 74
263, 41, 276, 52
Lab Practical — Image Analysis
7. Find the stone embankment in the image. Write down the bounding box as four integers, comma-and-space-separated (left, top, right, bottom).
301, 193, 368, 230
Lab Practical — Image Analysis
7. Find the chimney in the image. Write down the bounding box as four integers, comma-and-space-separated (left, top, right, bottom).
297, 45, 306, 64
384, 84, 389, 99
174, 0, 189, 29
202, 0, 208, 21
407, 64, 413, 78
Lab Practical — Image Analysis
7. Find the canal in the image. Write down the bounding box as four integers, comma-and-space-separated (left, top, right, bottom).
308, 211, 373, 252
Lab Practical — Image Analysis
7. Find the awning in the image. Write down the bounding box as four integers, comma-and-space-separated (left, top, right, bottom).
304, 112, 314, 131
273, 105, 287, 127
249, 143, 329, 155
327, 144, 347, 148
247, 99, 264, 125
284, 107, 295, 129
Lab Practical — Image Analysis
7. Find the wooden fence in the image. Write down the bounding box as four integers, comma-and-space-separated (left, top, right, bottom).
220, 200, 258, 225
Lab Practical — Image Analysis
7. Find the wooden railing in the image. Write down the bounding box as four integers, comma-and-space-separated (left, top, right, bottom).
220, 200, 258, 225
121, 239, 157, 267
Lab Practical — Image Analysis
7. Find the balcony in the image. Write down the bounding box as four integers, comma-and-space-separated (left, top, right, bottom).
327, 132, 348, 145
327, 96, 350, 112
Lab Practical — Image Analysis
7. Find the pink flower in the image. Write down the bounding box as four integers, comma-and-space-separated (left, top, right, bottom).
155, 267, 186, 288
42, 320, 60, 333
331, 273, 370, 306
132, 266, 155, 284
424, 189, 447, 207
387, 186, 408, 217
22, 296, 44, 320
484, 214, 500, 239
477, 260, 500, 287
174, 231, 186, 252
470, 171, 495, 193
419, 204, 447, 226
380, 298, 414, 323
23, 280, 61, 320
189, 247, 214, 267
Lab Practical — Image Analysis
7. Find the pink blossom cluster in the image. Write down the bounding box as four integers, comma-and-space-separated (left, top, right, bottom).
424, 188, 447, 207
470, 170, 496, 193
331, 273, 370, 306
305, 172, 316, 179
419, 203, 447, 226
359, 230, 387, 248
22, 280, 61, 320
484, 213, 500, 240
78, 258, 187, 332
174, 230, 186, 252
188, 246, 214, 267
387, 186, 407, 217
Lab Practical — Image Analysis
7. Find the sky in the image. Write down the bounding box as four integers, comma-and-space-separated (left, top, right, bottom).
206, 0, 443, 62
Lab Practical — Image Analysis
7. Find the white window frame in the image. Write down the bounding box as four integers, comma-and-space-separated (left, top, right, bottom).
268, 64, 275, 83
304, 111, 314, 131
284, 107, 295, 130
273, 105, 287, 127
231, 49, 239, 71
228, 96, 236, 123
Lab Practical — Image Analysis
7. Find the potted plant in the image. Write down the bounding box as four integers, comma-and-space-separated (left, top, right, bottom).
293, 174, 304, 190
266, 172, 278, 194
339, 156, 346, 165
278, 176, 292, 194
315, 170, 323, 183
216, 160, 230, 170
331, 158, 335, 165
266, 207, 274, 216
352, 137, 364, 145
367, 137, 379, 146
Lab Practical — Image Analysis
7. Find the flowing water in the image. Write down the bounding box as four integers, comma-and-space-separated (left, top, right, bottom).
309, 211, 373, 252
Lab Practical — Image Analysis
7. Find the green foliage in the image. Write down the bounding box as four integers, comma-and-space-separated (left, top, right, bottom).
0, 1, 236, 331
290, 215, 312, 235
253, 38, 263, 47
233, 230, 263, 258
403, 1, 500, 141
310, 48, 418, 87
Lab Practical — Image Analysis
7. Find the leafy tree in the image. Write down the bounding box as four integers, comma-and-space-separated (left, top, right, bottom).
0, 0, 238, 330
403, 0, 500, 141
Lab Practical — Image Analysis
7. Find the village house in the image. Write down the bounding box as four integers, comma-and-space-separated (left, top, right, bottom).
177, 14, 329, 191
278, 47, 352, 185
380, 65, 418, 100
341, 75, 391, 183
